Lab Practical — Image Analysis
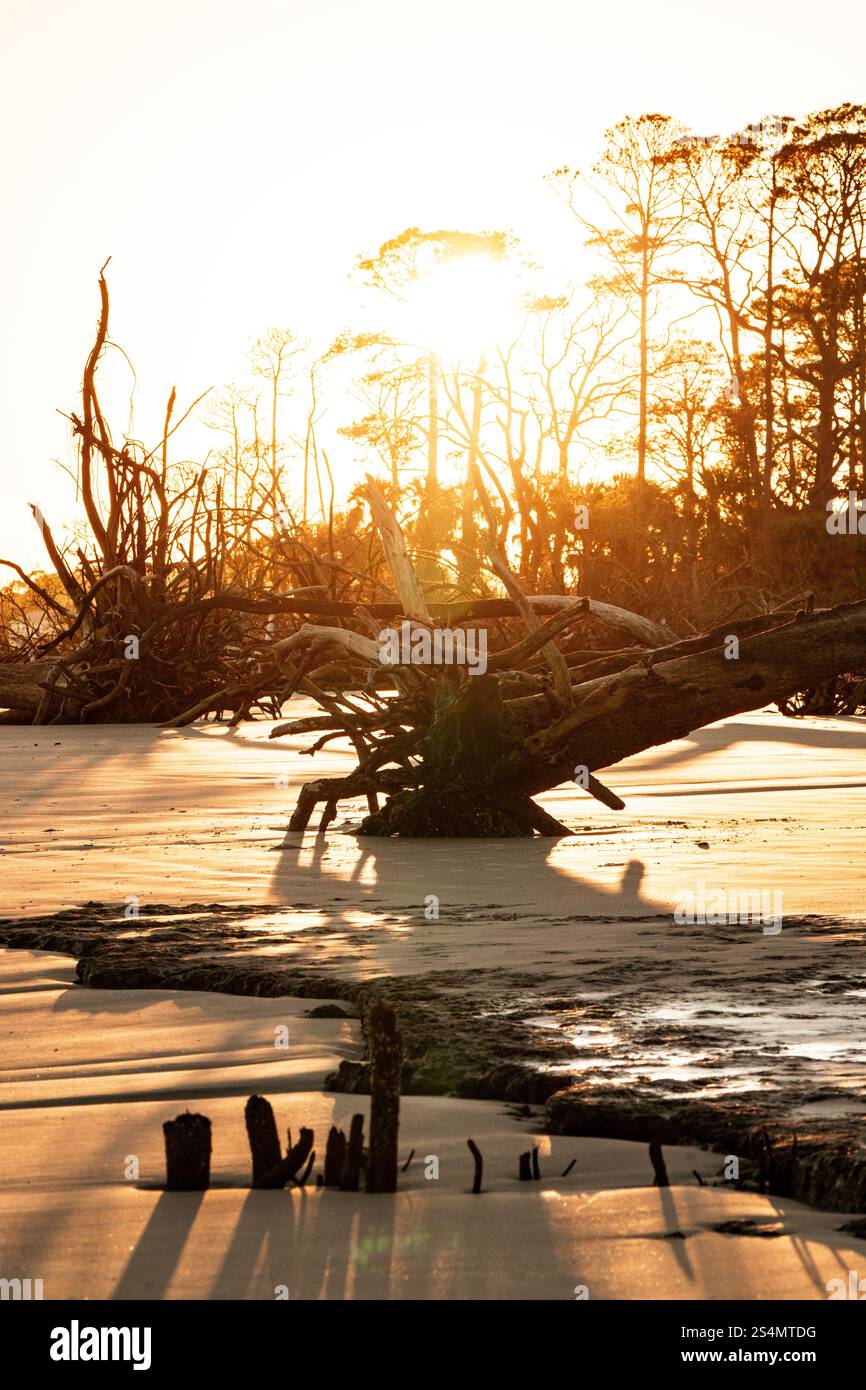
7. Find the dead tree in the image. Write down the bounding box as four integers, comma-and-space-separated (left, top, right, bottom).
0, 271, 335, 724
268, 485, 866, 837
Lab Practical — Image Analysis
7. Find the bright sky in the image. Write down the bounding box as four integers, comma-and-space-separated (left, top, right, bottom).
2, 0, 865, 568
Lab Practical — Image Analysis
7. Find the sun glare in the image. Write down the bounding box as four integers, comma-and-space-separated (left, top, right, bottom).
401, 256, 523, 363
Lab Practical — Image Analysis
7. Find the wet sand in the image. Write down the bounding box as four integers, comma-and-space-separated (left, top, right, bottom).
1, 949, 863, 1300
1, 704, 864, 1217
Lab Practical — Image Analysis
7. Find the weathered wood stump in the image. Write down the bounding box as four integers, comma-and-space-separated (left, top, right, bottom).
467, 1139, 483, 1194
255, 1127, 315, 1190
324, 1126, 348, 1186
340, 1113, 365, 1192
163, 1111, 211, 1190
245, 1095, 283, 1184
649, 1140, 669, 1187
365, 1000, 403, 1194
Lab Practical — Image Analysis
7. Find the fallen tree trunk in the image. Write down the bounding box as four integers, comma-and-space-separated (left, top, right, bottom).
512, 599, 866, 794
275, 489, 866, 836
342, 600, 866, 835
0, 660, 59, 715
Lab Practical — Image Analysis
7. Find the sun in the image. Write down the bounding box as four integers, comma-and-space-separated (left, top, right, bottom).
401, 254, 523, 363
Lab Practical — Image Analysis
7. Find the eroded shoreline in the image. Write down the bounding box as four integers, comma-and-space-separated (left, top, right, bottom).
2, 899, 864, 1215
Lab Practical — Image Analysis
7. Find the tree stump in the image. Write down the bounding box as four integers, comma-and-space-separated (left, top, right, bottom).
365, 1000, 403, 1193
324, 1126, 347, 1187
245, 1095, 282, 1184
340, 1114, 365, 1192
163, 1112, 211, 1191
649, 1140, 669, 1187
467, 1139, 483, 1194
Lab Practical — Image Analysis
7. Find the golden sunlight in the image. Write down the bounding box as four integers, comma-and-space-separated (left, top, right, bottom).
399, 255, 524, 363
6, 0, 866, 1325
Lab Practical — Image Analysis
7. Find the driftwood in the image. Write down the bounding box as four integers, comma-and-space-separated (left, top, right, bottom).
0, 278, 684, 729
467, 1139, 483, 1194
255, 1127, 315, 1190
649, 1140, 670, 1188
257, 482, 866, 837
163, 1112, 212, 1191
245, 1095, 283, 1184
364, 1000, 403, 1194
5, 271, 864, 754
340, 1114, 365, 1192
324, 1126, 348, 1187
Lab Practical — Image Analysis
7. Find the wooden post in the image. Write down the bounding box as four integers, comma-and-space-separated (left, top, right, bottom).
649, 1140, 669, 1187
163, 1112, 211, 1191
245, 1095, 282, 1184
519, 1151, 532, 1181
324, 1126, 347, 1187
365, 1000, 403, 1194
467, 1139, 483, 1194
340, 1114, 364, 1192
531, 1146, 541, 1180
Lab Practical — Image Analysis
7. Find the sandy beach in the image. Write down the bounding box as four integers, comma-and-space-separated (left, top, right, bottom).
1, 948, 863, 1300
0, 705, 864, 1298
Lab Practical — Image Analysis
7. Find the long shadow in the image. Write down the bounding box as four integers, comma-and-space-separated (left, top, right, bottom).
629, 714, 866, 776
209, 1188, 357, 1300
656, 1185, 695, 1281
271, 826, 666, 918
760, 1189, 850, 1297
113, 1190, 205, 1300
5, 723, 167, 805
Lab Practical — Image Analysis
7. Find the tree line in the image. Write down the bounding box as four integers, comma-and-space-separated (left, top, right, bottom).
2, 103, 866, 720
